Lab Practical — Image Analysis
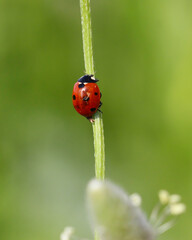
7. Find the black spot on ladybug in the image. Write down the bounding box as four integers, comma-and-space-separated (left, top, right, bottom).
90, 108, 96, 112
83, 96, 89, 101
94, 92, 98, 95
78, 83, 85, 88
73, 95, 76, 100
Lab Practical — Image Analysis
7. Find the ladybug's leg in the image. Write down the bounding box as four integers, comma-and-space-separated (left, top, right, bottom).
87, 117, 95, 123
97, 101, 103, 113
98, 108, 103, 114
100, 92, 102, 98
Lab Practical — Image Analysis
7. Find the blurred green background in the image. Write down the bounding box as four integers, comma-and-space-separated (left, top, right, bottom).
0, 0, 192, 239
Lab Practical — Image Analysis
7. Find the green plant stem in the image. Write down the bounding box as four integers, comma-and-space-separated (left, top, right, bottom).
80, 0, 94, 75
92, 112, 105, 180
80, 0, 105, 180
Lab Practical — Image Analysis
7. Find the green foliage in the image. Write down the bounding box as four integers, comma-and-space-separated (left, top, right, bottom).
0, 0, 191, 240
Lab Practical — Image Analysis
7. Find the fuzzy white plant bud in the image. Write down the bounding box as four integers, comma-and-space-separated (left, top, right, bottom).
87, 179, 156, 240
169, 194, 181, 204
150, 190, 186, 234
60, 227, 74, 240
169, 203, 186, 215
130, 193, 142, 207
158, 190, 170, 205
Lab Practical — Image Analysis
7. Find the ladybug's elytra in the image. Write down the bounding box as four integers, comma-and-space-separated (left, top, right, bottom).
72, 75, 102, 121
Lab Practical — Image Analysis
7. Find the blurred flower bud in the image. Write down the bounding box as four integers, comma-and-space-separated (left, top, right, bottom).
169, 203, 186, 215
87, 179, 156, 240
158, 190, 170, 205
130, 193, 142, 207
169, 194, 181, 204
60, 227, 74, 240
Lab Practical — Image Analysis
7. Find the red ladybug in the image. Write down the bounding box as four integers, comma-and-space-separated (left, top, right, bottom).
72, 75, 102, 121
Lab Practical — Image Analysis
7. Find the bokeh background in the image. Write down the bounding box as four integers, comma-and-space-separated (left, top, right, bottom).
1, 0, 192, 239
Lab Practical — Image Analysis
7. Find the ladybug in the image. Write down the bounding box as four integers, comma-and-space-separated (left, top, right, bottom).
72, 75, 102, 121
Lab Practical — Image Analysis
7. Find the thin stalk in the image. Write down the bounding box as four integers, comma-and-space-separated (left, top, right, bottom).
80, 0, 94, 74
80, 0, 105, 180
92, 111, 105, 180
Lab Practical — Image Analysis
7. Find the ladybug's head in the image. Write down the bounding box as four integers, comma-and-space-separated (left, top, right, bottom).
78, 74, 99, 83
